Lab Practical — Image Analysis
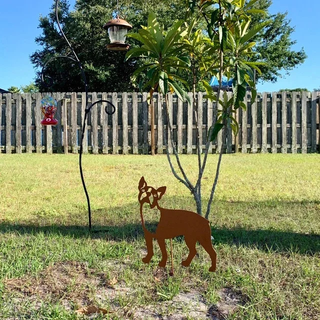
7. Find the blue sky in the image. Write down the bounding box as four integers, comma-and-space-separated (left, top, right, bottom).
0, 0, 319, 92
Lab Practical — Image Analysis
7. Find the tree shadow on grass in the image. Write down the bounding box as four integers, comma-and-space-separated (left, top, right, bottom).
213, 226, 320, 255
0, 199, 319, 255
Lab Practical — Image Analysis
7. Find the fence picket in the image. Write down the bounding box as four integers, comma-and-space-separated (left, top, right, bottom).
101, 92, 108, 154
0, 94, 2, 151
311, 91, 317, 152
291, 92, 297, 154
35, 93, 42, 153
187, 93, 193, 154
122, 92, 128, 155
167, 93, 173, 154
251, 93, 258, 153
132, 92, 138, 154
5, 94, 12, 154
142, 92, 148, 154
177, 96, 183, 154
198, 92, 203, 153
81, 92, 88, 154
241, 97, 247, 153
261, 92, 268, 153
281, 92, 287, 154
112, 92, 118, 154
91, 92, 98, 154
207, 98, 213, 154
15, 94, 22, 154
62, 97, 68, 154
271, 92, 277, 153
54, 92, 63, 153
301, 92, 308, 153
71, 92, 78, 154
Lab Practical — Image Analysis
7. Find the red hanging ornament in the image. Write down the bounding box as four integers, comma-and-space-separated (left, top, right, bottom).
41, 96, 58, 126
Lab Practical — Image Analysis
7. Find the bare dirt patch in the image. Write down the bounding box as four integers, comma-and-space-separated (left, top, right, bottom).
5, 261, 103, 309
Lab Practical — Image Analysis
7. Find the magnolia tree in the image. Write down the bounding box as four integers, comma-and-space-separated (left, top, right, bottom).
126, 0, 270, 218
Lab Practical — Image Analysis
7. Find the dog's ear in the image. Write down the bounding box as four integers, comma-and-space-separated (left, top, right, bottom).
156, 186, 166, 200
139, 176, 147, 190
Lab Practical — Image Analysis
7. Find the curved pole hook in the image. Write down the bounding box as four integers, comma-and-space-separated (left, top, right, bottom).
53, 0, 116, 230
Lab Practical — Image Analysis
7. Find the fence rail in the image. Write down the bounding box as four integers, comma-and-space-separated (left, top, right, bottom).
1, 91, 319, 154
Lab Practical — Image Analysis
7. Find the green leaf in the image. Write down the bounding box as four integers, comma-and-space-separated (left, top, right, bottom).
246, 9, 267, 15
240, 20, 271, 45
245, 0, 261, 9
237, 67, 246, 85
210, 8, 219, 25
168, 78, 190, 103
209, 123, 224, 142
233, 83, 247, 108
251, 88, 257, 104
163, 20, 184, 55
138, 29, 160, 55
125, 47, 149, 61
201, 80, 217, 101
233, 0, 245, 9
131, 63, 155, 78
159, 71, 169, 94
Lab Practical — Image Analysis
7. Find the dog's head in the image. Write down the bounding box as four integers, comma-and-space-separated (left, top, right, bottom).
138, 176, 166, 209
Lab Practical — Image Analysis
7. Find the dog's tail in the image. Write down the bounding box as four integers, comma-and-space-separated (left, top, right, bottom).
139, 203, 147, 231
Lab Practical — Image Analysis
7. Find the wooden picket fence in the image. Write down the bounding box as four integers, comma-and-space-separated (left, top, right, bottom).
0, 91, 319, 154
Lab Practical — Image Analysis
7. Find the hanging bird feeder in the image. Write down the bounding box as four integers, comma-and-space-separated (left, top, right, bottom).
104, 17, 132, 51
41, 95, 58, 126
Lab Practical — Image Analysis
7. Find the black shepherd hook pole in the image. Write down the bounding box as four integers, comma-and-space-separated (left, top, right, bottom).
49, 0, 116, 230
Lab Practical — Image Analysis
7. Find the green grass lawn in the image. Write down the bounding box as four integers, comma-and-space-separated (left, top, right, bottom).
0, 153, 319, 319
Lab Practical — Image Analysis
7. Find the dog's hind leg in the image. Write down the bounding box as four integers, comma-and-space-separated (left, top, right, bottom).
199, 236, 216, 272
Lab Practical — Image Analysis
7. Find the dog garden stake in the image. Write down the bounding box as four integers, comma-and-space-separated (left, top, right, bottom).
138, 177, 217, 272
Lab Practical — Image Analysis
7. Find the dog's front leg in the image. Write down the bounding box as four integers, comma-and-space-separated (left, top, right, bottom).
142, 229, 154, 263
157, 237, 167, 267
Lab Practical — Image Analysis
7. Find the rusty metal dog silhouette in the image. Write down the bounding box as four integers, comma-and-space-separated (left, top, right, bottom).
138, 177, 216, 272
